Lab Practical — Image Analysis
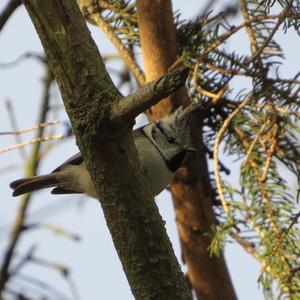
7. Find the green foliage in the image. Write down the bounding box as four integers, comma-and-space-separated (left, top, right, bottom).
97, 0, 300, 298
177, 1, 300, 298
93, 0, 139, 45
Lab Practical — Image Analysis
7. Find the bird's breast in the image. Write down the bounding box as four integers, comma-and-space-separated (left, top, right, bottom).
134, 137, 173, 196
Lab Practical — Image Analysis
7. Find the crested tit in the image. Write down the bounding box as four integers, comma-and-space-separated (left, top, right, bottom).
10, 104, 199, 198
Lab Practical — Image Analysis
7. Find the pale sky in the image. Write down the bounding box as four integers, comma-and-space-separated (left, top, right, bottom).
1, 1, 298, 299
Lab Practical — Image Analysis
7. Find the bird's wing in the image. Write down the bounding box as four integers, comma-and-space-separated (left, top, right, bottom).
51, 128, 146, 174
51, 152, 83, 173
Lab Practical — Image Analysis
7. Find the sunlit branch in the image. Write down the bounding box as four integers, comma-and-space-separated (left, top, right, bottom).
79, 0, 145, 86
0, 135, 63, 154
245, 1, 294, 65
0, 120, 60, 136
214, 98, 250, 217
202, 14, 280, 56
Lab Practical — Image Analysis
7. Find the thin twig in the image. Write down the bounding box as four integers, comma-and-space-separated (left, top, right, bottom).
15, 272, 71, 300
25, 222, 81, 242
79, 1, 145, 86
4, 99, 26, 159
242, 121, 269, 167
0, 0, 22, 32
268, 212, 300, 261
0, 65, 54, 294
260, 125, 278, 182
239, 0, 259, 54
214, 98, 250, 217
0, 52, 45, 67
10, 245, 37, 277
234, 125, 280, 234
202, 14, 280, 56
0, 120, 60, 136
245, 1, 294, 65
194, 84, 228, 104
0, 135, 63, 154
27, 254, 80, 300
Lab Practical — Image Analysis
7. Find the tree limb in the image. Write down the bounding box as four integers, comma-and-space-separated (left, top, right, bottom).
111, 67, 189, 122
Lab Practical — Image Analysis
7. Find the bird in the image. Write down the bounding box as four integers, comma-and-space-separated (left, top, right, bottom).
10, 103, 201, 198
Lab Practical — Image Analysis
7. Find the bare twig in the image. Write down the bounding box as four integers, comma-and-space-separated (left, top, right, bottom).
235, 125, 280, 234
0, 0, 22, 32
0, 52, 45, 67
214, 98, 250, 217
0, 120, 60, 136
24, 222, 81, 242
242, 122, 269, 167
0, 135, 63, 154
4, 99, 26, 159
245, 1, 294, 64
25, 255, 80, 300
14, 272, 71, 300
0, 65, 54, 294
260, 125, 278, 182
202, 14, 280, 56
10, 245, 37, 277
79, 0, 145, 86
239, 0, 260, 54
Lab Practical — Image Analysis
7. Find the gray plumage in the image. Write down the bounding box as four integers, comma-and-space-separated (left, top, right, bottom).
10, 104, 200, 198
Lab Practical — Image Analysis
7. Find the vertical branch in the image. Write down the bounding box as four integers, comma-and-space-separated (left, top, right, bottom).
136, 1, 237, 299
214, 98, 250, 218
5, 100, 27, 159
239, 0, 259, 54
137, 0, 189, 119
0, 64, 53, 294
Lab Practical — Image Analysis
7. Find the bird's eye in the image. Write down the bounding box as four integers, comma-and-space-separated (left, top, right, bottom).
167, 137, 176, 144
152, 128, 157, 136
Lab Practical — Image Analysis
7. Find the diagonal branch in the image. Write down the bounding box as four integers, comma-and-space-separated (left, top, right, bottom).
111, 67, 189, 122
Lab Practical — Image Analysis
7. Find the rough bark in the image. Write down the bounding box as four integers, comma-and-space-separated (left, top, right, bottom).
21, 1, 192, 299
136, 1, 237, 299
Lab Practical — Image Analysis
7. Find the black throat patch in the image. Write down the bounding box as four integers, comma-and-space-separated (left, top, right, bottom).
166, 149, 187, 172
140, 127, 187, 172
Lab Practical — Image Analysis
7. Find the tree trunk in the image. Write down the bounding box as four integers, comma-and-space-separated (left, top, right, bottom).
136, 1, 237, 299
21, 1, 192, 299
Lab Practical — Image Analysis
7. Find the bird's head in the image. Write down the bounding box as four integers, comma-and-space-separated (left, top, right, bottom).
143, 103, 201, 171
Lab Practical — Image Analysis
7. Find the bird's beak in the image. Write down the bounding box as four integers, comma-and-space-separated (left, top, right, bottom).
185, 147, 197, 153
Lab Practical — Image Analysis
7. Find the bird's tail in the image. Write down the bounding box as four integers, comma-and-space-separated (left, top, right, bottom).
10, 174, 59, 197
